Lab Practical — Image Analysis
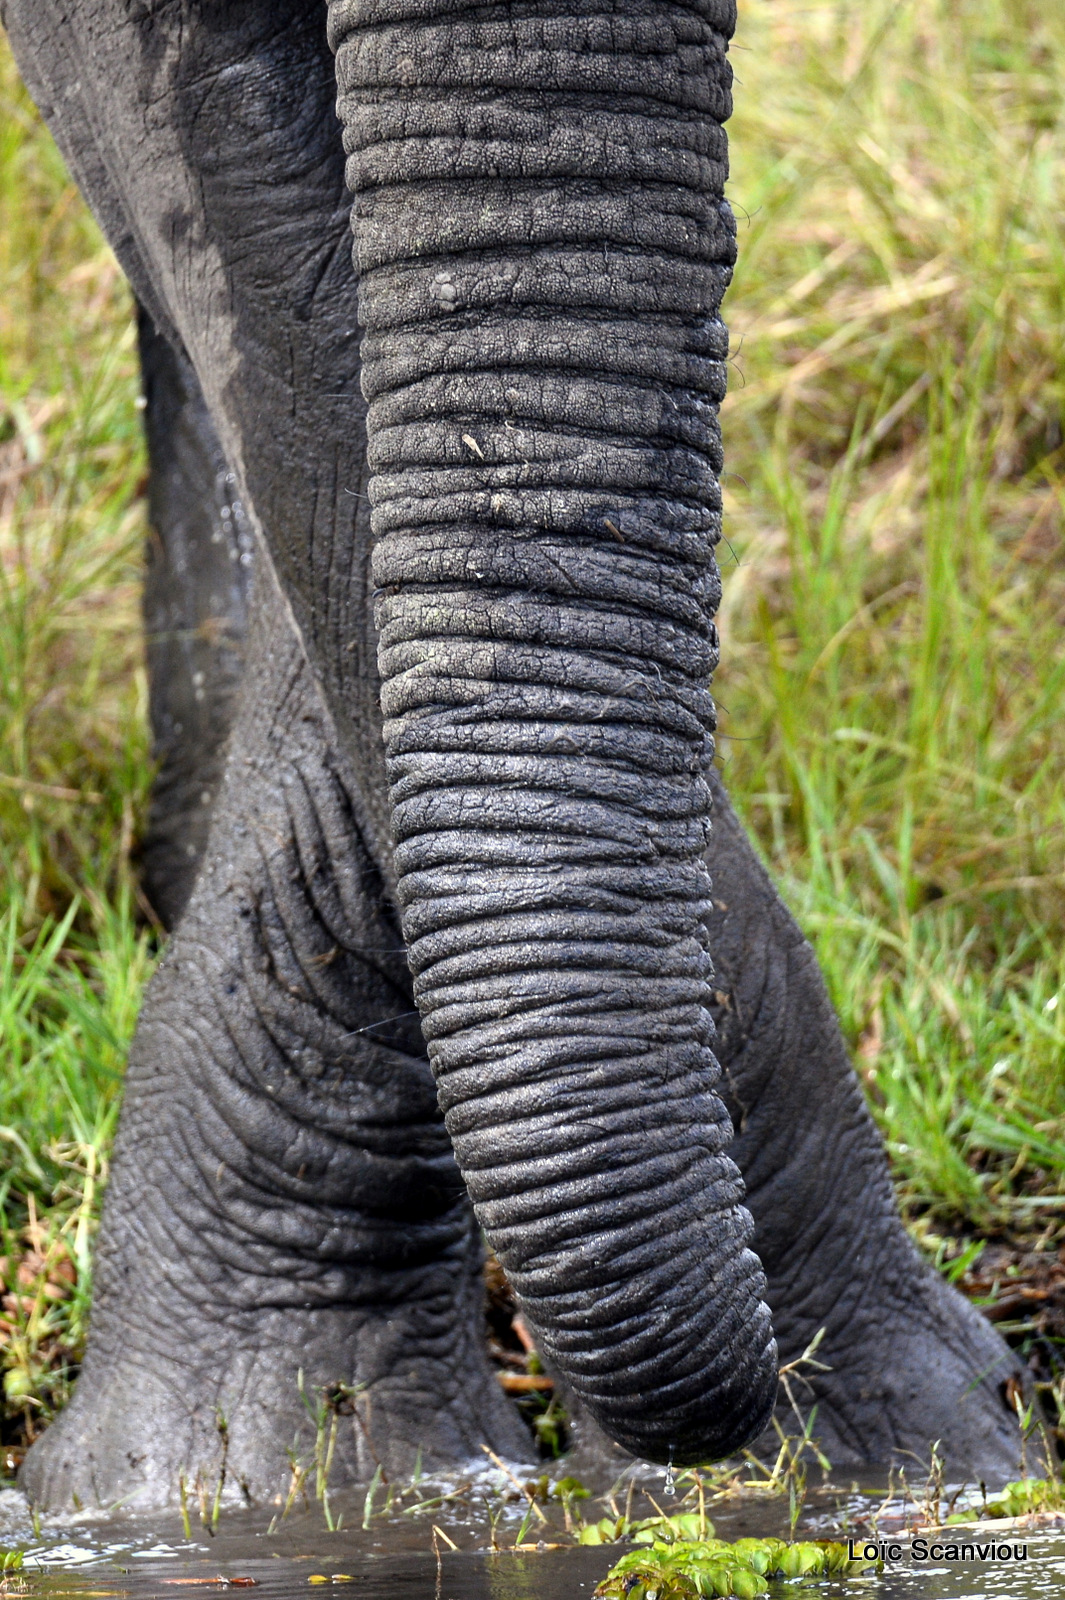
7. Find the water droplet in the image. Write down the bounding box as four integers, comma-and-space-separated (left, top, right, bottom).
664, 1453, 676, 1496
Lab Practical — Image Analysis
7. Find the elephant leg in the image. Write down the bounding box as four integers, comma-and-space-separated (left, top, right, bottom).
138, 308, 253, 930
704, 770, 1033, 1479
3, 0, 395, 864
20, 562, 527, 1511
7, 2, 527, 1507
8, 0, 780, 1482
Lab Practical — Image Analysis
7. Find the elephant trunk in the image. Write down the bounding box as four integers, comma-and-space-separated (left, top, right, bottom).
327, 0, 776, 1463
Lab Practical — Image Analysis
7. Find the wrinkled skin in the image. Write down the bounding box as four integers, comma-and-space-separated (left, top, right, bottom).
1, 0, 1035, 1509
138, 312, 255, 927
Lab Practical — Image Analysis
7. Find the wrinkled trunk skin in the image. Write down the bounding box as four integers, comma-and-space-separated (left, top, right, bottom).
326, 0, 777, 1463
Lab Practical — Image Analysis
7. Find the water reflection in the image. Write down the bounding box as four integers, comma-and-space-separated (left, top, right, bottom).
2, 1481, 1064, 1599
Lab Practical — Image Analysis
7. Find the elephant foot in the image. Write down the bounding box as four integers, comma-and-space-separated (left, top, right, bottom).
21, 1293, 525, 1513
20, 578, 526, 1513
561, 1270, 1034, 1490
704, 773, 1034, 1484
761, 1251, 1038, 1485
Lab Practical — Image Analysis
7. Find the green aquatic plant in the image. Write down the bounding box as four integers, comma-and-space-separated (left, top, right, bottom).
953, 1474, 1065, 1522
0, 1554, 23, 1575
579, 1513, 714, 1548
595, 1537, 880, 1599
575, 1438, 823, 1552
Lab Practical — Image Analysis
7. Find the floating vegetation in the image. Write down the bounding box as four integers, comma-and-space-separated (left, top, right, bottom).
595, 1538, 880, 1599
946, 1475, 1065, 1523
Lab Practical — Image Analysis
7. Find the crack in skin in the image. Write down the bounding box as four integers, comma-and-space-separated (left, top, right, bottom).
1, 0, 1034, 1508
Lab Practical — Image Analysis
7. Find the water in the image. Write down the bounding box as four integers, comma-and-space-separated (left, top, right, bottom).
2, 1482, 1064, 1599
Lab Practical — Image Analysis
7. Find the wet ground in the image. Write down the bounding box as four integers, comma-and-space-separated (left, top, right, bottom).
2, 1468, 1065, 1600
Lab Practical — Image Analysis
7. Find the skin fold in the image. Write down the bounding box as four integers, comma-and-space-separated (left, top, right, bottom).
138, 310, 255, 929
0, 0, 1036, 1507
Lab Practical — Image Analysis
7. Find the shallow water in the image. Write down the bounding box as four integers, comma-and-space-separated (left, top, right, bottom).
2, 1480, 1064, 1600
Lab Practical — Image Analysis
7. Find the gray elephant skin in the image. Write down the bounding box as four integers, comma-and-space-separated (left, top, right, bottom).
1, 0, 1034, 1510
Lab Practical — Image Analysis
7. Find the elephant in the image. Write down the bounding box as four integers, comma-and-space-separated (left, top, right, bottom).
1, 0, 1037, 1511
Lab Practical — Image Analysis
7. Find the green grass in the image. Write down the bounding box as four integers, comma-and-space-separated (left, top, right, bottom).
1, 0, 1064, 1456
0, 42, 154, 1446
719, 0, 1065, 1237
